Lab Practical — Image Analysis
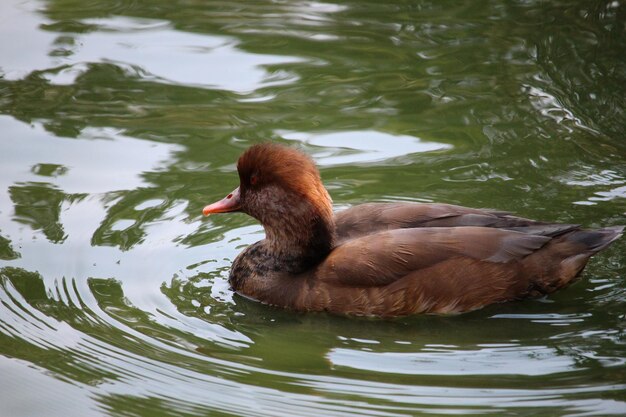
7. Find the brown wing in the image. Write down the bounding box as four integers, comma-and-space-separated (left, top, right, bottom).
334, 203, 577, 243
300, 224, 622, 316
317, 226, 551, 288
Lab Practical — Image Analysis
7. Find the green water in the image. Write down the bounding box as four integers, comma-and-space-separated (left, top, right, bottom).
1, 0, 625, 415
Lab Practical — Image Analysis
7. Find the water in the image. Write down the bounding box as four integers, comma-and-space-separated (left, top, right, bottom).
1, 0, 625, 415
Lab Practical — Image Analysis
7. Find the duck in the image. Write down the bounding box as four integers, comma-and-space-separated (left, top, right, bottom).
202, 143, 623, 317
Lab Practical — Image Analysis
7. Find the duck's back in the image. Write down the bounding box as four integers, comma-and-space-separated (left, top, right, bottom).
334, 202, 580, 243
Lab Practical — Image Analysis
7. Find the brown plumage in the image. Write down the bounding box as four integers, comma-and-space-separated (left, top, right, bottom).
203, 143, 623, 317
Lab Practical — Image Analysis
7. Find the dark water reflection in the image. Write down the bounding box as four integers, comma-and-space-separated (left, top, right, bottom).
1, 0, 625, 416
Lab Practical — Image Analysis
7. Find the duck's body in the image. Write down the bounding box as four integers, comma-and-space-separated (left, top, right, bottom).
203, 143, 623, 317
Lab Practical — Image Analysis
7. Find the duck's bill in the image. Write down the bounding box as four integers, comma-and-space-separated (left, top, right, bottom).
203, 187, 241, 216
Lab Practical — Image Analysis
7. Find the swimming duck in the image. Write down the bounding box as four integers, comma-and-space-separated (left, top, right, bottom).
203, 143, 623, 317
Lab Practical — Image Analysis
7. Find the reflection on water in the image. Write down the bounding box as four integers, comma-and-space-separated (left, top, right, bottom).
282, 130, 451, 166
328, 344, 577, 376
0, 117, 181, 195
558, 166, 626, 206
48, 16, 305, 92
0, 0, 625, 416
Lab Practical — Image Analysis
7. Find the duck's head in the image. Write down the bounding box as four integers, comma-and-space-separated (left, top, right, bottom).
203, 143, 335, 258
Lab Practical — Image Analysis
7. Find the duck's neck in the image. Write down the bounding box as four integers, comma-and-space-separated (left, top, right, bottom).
262, 208, 336, 273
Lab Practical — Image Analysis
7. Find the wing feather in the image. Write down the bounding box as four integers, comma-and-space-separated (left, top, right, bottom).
334, 202, 575, 243
318, 227, 550, 287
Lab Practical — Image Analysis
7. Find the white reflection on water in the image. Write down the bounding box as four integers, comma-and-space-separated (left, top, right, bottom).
300, 376, 626, 415
0, 115, 247, 346
233, 0, 347, 41
327, 344, 575, 376
0, 5, 305, 92
556, 165, 626, 206
0, 356, 100, 417
58, 16, 305, 91
281, 130, 452, 166
525, 84, 596, 134
0, 117, 182, 195
0, 1, 57, 80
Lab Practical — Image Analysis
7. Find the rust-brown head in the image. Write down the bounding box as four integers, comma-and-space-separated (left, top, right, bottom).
203, 143, 335, 258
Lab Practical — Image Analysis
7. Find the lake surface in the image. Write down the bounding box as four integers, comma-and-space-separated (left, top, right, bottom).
1, 0, 625, 415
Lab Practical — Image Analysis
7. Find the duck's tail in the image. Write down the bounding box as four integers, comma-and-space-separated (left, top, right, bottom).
523, 225, 623, 296
556, 225, 623, 285
566, 225, 624, 253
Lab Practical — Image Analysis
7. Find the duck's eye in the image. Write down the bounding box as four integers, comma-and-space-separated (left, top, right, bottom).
250, 174, 258, 186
